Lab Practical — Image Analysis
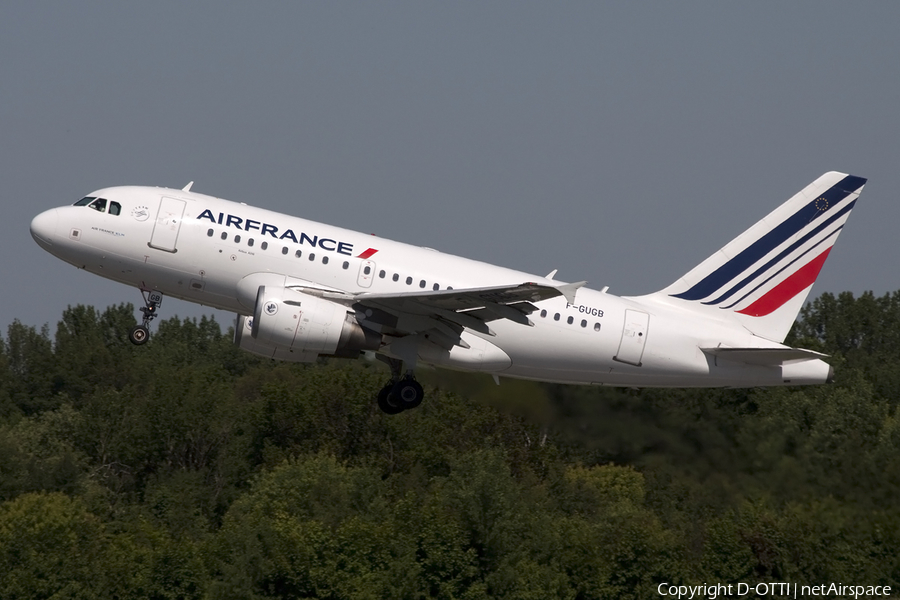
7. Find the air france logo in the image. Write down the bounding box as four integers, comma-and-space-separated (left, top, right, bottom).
264, 301, 278, 316
197, 209, 378, 257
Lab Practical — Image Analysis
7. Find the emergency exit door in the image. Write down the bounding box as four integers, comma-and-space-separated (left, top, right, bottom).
149, 197, 186, 252
357, 260, 376, 288
614, 310, 650, 366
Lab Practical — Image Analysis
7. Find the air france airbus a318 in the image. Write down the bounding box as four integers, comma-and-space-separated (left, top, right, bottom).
30, 171, 866, 414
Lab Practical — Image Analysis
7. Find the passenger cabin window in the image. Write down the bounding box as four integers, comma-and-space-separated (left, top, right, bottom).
433, 283, 439, 291
261, 241, 268, 250
88, 198, 107, 212
282, 247, 289, 255
207, 229, 214, 237
322, 256, 329, 265
74, 197, 95, 206
221, 232, 228, 240
343, 261, 349, 270
392, 274, 399, 282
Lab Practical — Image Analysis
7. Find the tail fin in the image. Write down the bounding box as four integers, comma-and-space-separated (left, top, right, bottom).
655, 171, 866, 342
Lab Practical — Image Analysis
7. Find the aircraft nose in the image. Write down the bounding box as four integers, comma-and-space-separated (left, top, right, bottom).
30, 208, 59, 249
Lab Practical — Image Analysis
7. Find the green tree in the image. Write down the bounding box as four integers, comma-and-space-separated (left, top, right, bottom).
0, 336, 18, 422
208, 453, 407, 599
105, 519, 207, 600
555, 464, 681, 599
0, 492, 108, 599
53, 304, 137, 402
5, 320, 56, 414
0, 405, 88, 502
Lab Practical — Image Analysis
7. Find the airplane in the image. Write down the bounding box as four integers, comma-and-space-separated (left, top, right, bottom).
30, 171, 866, 414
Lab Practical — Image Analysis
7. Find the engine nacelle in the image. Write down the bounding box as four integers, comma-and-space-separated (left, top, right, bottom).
233, 286, 380, 361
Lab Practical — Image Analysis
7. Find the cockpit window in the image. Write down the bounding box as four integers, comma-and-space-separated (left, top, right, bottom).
88, 198, 107, 213
109, 201, 121, 216
74, 197, 95, 206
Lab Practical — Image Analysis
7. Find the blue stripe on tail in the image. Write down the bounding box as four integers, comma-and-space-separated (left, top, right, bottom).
671, 175, 865, 301
701, 200, 856, 306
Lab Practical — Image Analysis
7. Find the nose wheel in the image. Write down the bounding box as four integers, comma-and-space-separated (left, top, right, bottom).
129, 325, 150, 345
129, 290, 162, 346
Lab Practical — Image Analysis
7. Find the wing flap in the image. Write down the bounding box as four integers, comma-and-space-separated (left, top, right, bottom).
357, 281, 571, 309
356, 281, 581, 340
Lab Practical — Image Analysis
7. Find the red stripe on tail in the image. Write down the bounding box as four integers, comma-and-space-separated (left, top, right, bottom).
736, 247, 832, 317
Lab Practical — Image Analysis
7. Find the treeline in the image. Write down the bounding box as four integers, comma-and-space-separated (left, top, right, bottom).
1, 293, 899, 598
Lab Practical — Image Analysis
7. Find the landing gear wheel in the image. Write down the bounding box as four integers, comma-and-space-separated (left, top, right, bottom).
377, 383, 404, 415
392, 378, 424, 410
129, 290, 163, 346
129, 325, 150, 346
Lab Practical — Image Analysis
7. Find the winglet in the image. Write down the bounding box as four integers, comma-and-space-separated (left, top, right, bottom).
182, 181, 194, 192
557, 281, 587, 304
546, 269, 558, 280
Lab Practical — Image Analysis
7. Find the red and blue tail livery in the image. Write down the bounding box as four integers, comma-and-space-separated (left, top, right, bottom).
656, 172, 865, 342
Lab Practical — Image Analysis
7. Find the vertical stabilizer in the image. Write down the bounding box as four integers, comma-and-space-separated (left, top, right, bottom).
654, 172, 866, 342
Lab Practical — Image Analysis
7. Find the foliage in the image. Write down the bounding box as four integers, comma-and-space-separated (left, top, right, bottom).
0, 294, 899, 597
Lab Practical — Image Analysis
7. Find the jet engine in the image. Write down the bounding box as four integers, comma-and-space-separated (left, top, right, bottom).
234, 286, 380, 361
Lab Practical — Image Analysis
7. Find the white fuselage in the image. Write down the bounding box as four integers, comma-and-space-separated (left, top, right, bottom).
30, 186, 832, 388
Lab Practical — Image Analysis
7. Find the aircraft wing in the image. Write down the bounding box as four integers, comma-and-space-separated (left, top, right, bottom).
349, 280, 586, 342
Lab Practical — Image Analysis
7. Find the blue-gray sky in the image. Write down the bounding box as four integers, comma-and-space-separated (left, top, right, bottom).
4, 3, 899, 332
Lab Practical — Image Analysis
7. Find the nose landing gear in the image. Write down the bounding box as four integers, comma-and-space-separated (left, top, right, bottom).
129, 290, 163, 346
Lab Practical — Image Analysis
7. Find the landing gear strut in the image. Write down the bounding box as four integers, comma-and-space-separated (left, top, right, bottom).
129, 290, 162, 346
375, 356, 425, 414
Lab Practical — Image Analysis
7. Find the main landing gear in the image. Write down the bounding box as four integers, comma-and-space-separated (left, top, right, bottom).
129, 290, 163, 346
376, 357, 425, 414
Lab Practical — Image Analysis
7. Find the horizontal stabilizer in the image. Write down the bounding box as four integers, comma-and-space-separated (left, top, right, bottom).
701, 346, 828, 366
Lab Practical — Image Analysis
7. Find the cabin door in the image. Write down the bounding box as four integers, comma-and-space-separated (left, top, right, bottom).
614, 309, 650, 366
149, 197, 186, 253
